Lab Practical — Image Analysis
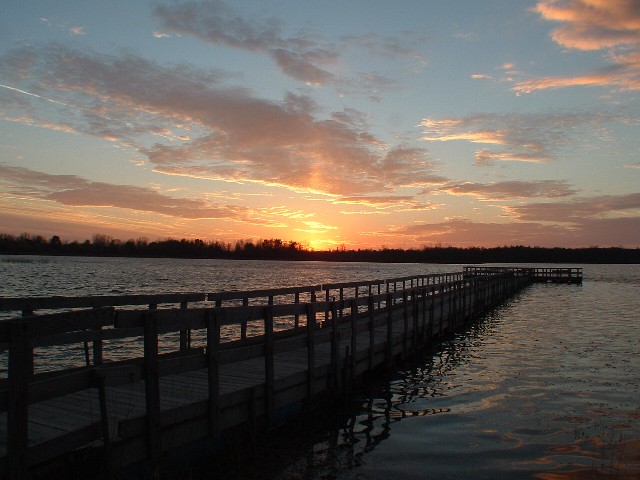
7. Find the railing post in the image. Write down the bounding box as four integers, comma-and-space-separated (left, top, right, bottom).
241, 297, 249, 339
306, 292, 316, 400
143, 310, 161, 462
206, 309, 220, 436
92, 321, 110, 450
179, 300, 189, 351
264, 305, 275, 428
402, 290, 409, 355
429, 286, 435, 341
8, 319, 31, 480
386, 293, 393, 368
368, 295, 375, 369
411, 288, 418, 356
330, 302, 341, 393
420, 287, 427, 344
350, 299, 357, 382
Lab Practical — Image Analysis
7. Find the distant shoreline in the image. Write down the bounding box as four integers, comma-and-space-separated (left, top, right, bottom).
1, 233, 638, 264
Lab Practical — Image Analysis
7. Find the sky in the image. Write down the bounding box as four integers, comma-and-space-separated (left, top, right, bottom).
1, 0, 639, 250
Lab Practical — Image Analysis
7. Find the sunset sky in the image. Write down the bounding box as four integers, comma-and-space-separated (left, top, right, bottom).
1, 0, 639, 250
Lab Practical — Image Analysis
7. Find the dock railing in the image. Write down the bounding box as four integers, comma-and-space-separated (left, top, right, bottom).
0, 267, 574, 477
463, 266, 582, 284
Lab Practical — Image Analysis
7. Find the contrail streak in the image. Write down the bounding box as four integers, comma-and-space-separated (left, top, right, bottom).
0, 84, 71, 107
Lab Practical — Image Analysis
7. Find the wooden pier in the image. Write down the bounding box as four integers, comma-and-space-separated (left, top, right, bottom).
0, 266, 581, 478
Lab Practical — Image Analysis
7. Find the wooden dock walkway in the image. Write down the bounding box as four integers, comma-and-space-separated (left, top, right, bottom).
0, 266, 581, 478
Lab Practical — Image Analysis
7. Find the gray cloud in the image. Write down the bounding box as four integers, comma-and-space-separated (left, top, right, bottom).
0, 45, 441, 198
504, 193, 640, 222
154, 1, 419, 92
440, 180, 577, 200
421, 112, 626, 165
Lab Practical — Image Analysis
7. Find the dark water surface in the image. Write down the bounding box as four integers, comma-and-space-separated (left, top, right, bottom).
1, 258, 639, 478
265, 265, 640, 480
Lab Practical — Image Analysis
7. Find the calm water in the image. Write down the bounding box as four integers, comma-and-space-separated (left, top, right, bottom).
0, 255, 456, 300
1, 257, 639, 479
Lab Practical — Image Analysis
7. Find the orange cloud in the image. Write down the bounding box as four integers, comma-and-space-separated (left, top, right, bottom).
534, 0, 640, 51
516, 0, 640, 93
0, 165, 277, 225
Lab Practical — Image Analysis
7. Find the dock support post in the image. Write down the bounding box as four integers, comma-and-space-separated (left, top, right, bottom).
350, 299, 357, 383
330, 303, 341, 393
368, 296, 375, 370
143, 311, 161, 462
8, 320, 31, 480
93, 326, 111, 451
206, 309, 220, 436
241, 297, 249, 339
179, 301, 189, 351
306, 294, 316, 400
386, 293, 393, 369
402, 291, 409, 356
264, 306, 275, 429
412, 289, 418, 356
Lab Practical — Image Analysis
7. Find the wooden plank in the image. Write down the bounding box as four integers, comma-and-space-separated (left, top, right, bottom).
1, 307, 115, 342
322, 279, 385, 290
28, 421, 103, 467
27, 368, 93, 406
0, 293, 205, 313
116, 307, 205, 330
208, 285, 321, 302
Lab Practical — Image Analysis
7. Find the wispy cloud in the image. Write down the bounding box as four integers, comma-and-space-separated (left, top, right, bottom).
154, 1, 421, 92
515, 0, 640, 93
332, 195, 434, 213
69, 26, 85, 36
421, 112, 624, 165
0, 165, 277, 225
504, 192, 640, 222
440, 180, 577, 200
0, 45, 441, 198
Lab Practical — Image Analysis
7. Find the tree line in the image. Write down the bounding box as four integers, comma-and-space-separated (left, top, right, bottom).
1, 232, 638, 263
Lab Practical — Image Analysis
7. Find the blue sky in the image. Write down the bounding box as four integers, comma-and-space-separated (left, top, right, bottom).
1, 0, 639, 249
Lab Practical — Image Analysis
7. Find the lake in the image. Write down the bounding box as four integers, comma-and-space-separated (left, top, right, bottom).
1, 256, 639, 479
